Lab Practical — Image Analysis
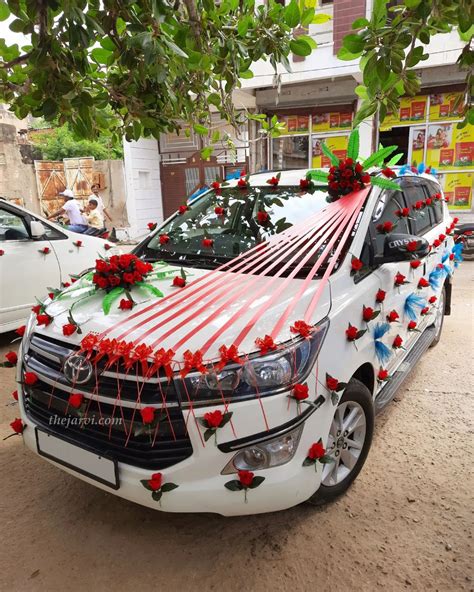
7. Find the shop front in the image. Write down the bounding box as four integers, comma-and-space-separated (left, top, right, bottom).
379, 90, 473, 213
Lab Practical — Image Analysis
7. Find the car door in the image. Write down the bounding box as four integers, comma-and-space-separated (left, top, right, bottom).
360, 183, 415, 372
0, 203, 61, 332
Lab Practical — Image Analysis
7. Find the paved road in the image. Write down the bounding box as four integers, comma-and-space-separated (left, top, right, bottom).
1, 263, 473, 592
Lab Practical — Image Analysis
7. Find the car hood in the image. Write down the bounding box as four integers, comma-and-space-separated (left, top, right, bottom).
39, 265, 331, 361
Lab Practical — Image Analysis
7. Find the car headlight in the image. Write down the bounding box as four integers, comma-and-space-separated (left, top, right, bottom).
221, 424, 304, 474
182, 318, 329, 403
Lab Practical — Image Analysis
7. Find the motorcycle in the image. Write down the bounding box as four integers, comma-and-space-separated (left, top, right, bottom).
454, 222, 474, 260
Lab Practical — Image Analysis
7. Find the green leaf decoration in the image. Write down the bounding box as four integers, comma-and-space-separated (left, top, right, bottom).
224, 480, 243, 492
370, 176, 401, 191
160, 482, 179, 493
151, 490, 163, 502
102, 287, 125, 314
386, 152, 404, 166
302, 457, 315, 467
248, 476, 265, 489
220, 411, 233, 427
321, 141, 339, 166
347, 128, 360, 160
140, 479, 153, 491
362, 145, 397, 170
203, 428, 215, 442
135, 282, 164, 298
307, 169, 329, 182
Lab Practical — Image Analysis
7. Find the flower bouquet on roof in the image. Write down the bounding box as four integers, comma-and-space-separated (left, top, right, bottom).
306, 128, 402, 202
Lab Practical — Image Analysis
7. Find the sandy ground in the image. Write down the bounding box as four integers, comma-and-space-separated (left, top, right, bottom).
0, 263, 473, 592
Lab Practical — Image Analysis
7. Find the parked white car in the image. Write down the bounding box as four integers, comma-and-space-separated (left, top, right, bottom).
0, 199, 110, 333
15, 169, 455, 515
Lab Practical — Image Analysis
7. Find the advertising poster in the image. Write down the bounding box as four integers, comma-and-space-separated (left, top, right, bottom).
439, 172, 473, 210
410, 127, 425, 165
426, 123, 474, 169
312, 135, 349, 168
380, 95, 428, 130
279, 115, 310, 135
312, 111, 353, 132
429, 92, 466, 121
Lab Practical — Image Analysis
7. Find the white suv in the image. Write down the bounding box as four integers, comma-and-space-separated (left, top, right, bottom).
16, 169, 455, 516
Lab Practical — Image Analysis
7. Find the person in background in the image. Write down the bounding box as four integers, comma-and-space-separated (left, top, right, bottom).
47, 189, 88, 233
83, 198, 104, 230
88, 183, 112, 223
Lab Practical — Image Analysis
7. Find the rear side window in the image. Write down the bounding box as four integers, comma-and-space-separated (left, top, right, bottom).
368, 187, 410, 257
401, 177, 437, 235
422, 178, 444, 224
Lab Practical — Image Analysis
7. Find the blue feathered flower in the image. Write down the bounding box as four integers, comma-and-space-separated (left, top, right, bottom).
452, 243, 463, 267
439, 251, 452, 277
399, 165, 410, 176
373, 322, 391, 364
404, 293, 426, 321
428, 267, 443, 290
417, 163, 426, 174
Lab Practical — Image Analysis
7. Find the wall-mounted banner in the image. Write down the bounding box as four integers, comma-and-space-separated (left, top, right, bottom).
439, 171, 473, 210
381, 95, 428, 131
312, 135, 349, 168
312, 112, 352, 132
426, 123, 474, 170
429, 92, 466, 122
279, 115, 310, 135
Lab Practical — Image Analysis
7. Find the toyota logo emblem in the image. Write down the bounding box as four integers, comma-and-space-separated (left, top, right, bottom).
63, 354, 93, 385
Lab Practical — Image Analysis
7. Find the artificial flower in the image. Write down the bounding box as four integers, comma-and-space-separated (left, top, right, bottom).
24, 372, 38, 385
119, 299, 133, 310
410, 260, 422, 269
386, 310, 399, 323
351, 257, 363, 272
68, 393, 84, 409
292, 383, 309, 401
172, 276, 186, 288
202, 238, 214, 248
159, 234, 170, 244
140, 407, 155, 424
392, 335, 403, 348
417, 277, 429, 289
375, 289, 386, 303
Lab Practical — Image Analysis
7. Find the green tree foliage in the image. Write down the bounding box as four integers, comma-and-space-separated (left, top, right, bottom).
339, 0, 473, 128
32, 123, 123, 160
0, 0, 319, 150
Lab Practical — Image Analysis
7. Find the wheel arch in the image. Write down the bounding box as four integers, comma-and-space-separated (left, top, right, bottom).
350, 363, 375, 396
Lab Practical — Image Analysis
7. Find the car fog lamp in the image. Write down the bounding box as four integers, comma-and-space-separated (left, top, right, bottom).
221, 424, 304, 474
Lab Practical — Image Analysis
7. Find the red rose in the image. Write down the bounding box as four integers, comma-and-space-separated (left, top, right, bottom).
449, 253, 454, 261
238, 470, 254, 488
351, 257, 363, 271
363, 306, 374, 322
377, 221, 393, 234
257, 211, 269, 224
147, 222, 157, 231
204, 410, 223, 428
12, 390, 18, 401
432, 239, 441, 248
308, 441, 325, 460
410, 260, 422, 269
104, 243, 112, 250
31, 304, 41, 314
408, 321, 417, 330
41, 247, 50, 254
361, 174, 371, 184
95, 259, 109, 273
140, 406, 155, 424
355, 163, 363, 173
382, 167, 396, 178
0, 249, 4, 256
159, 234, 170, 245
119, 299, 133, 310
74, 240, 83, 247
387, 310, 399, 323
392, 335, 403, 348
108, 275, 120, 287
10, 418, 24, 434
24, 372, 38, 385
345, 324, 359, 341
5, 351, 18, 365
36, 314, 52, 326
237, 178, 248, 189
68, 393, 83, 409
173, 276, 186, 288
148, 472, 162, 491
395, 207, 410, 218
412, 200, 423, 210
202, 238, 214, 248
178, 205, 188, 215
375, 289, 386, 303
48, 292, 55, 300
299, 178, 310, 190
425, 198, 432, 206
394, 272, 406, 286
418, 277, 429, 288
214, 206, 225, 216
62, 323, 77, 336
345, 158, 354, 166
211, 181, 220, 190
62, 282, 71, 288
292, 383, 309, 401
453, 217, 459, 224
406, 240, 418, 252
438, 234, 446, 242
378, 368, 389, 381
122, 272, 135, 284
15, 325, 26, 337
420, 307, 429, 315
326, 376, 339, 391
429, 296, 437, 304
95, 276, 109, 289
267, 176, 279, 186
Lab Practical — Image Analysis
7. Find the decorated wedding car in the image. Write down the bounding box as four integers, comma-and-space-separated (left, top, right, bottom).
11, 134, 461, 515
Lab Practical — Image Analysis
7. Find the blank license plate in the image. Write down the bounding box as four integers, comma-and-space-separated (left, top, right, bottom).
36, 428, 119, 489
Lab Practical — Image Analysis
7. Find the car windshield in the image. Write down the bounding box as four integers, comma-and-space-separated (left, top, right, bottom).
136, 185, 330, 272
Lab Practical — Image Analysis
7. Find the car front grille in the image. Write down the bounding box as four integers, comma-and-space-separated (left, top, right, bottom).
23, 333, 193, 470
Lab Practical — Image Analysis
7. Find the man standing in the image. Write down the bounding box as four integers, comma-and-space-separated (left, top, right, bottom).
47, 189, 88, 233
88, 183, 112, 224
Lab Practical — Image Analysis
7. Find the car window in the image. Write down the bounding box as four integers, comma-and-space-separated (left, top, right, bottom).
40, 221, 67, 240
366, 186, 410, 259
422, 178, 443, 224
401, 177, 437, 235
0, 207, 29, 241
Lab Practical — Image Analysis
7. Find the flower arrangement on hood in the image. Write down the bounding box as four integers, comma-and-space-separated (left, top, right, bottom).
305, 128, 401, 202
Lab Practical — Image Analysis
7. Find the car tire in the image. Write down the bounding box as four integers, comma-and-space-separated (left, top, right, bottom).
429, 285, 446, 348
307, 378, 374, 506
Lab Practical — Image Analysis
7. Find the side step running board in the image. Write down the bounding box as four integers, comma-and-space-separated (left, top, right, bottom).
374, 327, 436, 414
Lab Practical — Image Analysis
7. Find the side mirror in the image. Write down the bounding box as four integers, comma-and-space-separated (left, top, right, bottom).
374, 233, 429, 264
30, 220, 46, 239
